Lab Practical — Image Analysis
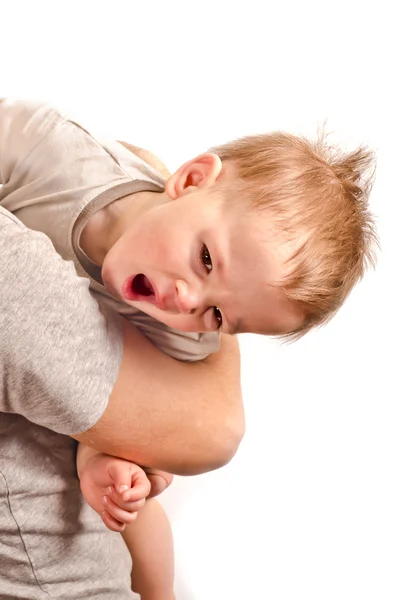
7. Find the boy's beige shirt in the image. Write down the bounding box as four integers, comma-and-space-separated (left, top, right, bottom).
0, 98, 219, 361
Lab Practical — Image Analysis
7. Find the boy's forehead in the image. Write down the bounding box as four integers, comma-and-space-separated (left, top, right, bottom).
221, 210, 306, 335
228, 206, 297, 279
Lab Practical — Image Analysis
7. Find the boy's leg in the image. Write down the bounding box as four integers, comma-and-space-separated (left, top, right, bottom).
122, 498, 175, 600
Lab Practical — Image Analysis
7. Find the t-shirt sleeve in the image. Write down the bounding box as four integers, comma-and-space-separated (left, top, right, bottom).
0, 207, 124, 435
0, 98, 62, 188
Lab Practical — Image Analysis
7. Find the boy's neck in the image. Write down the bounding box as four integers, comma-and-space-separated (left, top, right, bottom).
80, 190, 168, 266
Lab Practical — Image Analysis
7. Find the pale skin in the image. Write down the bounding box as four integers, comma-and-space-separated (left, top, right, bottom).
76, 142, 305, 599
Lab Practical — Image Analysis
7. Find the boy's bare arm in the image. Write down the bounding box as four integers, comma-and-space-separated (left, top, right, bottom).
73, 322, 244, 476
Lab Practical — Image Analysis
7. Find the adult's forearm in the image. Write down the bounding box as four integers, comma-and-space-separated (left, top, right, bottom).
73, 322, 244, 475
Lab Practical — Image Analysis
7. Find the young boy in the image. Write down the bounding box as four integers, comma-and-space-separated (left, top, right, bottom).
0, 99, 377, 599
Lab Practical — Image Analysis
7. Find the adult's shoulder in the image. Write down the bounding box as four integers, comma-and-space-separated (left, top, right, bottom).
0, 209, 123, 434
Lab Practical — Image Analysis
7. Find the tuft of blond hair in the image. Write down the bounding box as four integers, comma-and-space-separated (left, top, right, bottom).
211, 132, 378, 339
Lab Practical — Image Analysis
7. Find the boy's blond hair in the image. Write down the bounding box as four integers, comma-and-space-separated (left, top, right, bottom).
211, 132, 378, 339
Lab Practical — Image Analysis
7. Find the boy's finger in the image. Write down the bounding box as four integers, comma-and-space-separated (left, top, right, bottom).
101, 510, 126, 533
146, 473, 172, 498
106, 487, 146, 512
102, 495, 139, 525
122, 473, 151, 502
143, 469, 174, 498
144, 468, 174, 488
121, 498, 146, 512
107, 462, 133, 494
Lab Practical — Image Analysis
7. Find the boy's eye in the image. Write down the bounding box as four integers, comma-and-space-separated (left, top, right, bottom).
213, 307, 223, 328
201, 245, 213, 272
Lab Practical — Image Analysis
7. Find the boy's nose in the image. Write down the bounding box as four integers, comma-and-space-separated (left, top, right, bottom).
175, 280, 202, 314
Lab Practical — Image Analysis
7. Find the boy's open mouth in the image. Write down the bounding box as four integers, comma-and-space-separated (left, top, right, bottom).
132, 274, 154, 297
122, 274, 157, 305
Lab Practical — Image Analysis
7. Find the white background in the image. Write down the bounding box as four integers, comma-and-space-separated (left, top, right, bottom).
1, 1, 396, 598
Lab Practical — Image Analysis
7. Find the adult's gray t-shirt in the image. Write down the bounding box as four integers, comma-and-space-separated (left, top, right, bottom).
0, 208, 133, 598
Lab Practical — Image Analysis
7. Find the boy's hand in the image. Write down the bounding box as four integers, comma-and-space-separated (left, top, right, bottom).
79, 453, 151, 532
144, 468, 174, 499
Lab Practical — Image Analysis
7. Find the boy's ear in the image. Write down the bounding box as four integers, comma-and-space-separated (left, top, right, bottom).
165, 153, 222, 200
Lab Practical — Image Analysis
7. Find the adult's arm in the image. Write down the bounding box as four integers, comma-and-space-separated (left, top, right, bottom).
73, 325, 243, 475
